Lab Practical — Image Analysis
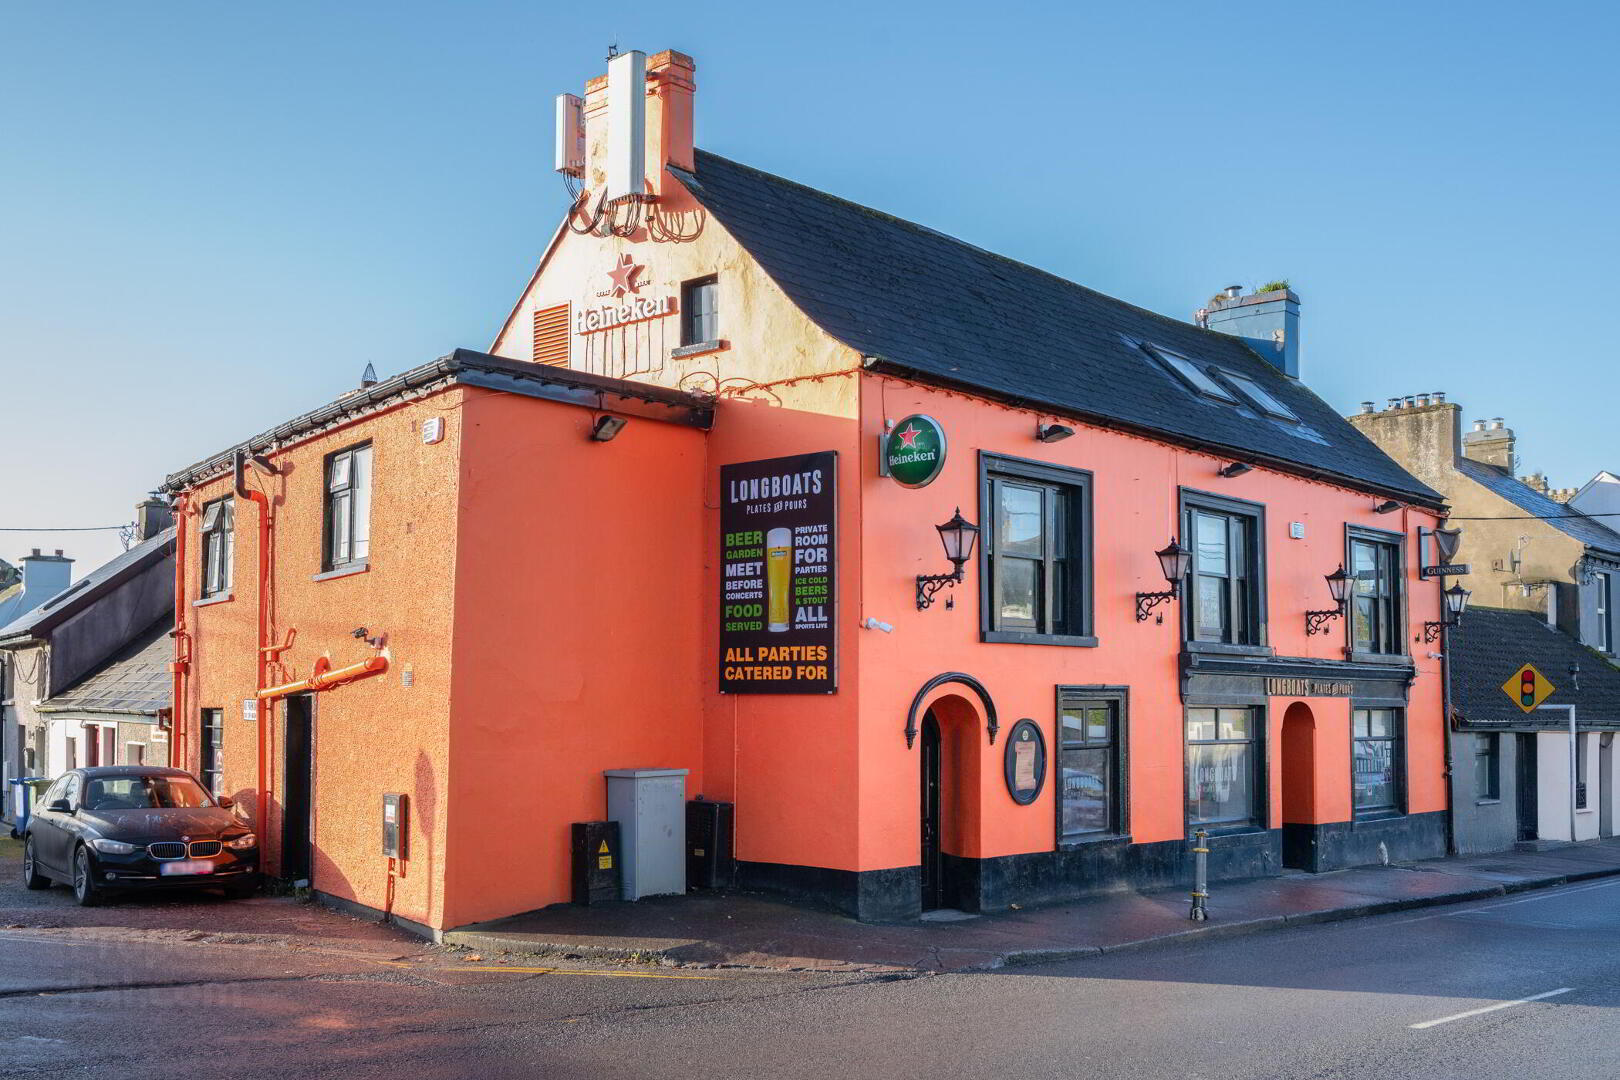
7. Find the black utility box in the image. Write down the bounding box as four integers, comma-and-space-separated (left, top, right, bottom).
570, 820, 622, 905
685, 799, 735, 890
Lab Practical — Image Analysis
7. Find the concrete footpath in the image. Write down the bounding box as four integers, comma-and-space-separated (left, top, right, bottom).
445, 838, 1620, 973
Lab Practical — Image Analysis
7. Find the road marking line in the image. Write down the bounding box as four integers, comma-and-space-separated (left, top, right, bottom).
1410, 987, 1574, 1029
1455, 879, 1620, 911
372, 960, 718, 980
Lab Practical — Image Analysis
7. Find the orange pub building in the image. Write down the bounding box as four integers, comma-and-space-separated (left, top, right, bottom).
163, 50, 1453, 935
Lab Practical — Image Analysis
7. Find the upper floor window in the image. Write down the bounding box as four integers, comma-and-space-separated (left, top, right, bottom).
1183, 494, 1263, 646
1596, 573, 1613, 653
982, 456, 1093, 645
1221, 370, 1299, 422
199, 496, 234, 599
1349, 530, 1403, 655
1148, 345, 1239, 404
323, 443, 372, 571
681, 276, 718, 345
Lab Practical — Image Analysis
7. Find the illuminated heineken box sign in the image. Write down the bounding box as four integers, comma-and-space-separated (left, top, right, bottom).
883, 415, 947, 488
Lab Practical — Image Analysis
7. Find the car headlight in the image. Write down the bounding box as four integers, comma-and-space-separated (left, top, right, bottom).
90, 838, 137, 855
224, 834, 257, 850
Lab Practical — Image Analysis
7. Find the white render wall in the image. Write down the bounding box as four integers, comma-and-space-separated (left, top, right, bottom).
1536, 731, 1603, 842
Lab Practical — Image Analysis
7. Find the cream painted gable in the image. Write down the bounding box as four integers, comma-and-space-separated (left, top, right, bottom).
490, 202, 860, 420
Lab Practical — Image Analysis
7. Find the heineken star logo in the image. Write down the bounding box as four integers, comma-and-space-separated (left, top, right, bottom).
895, 423, 923, 449
604, 254, 644, 298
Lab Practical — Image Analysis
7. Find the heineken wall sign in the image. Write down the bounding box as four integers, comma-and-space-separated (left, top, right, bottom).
719, 451, 837, 694
883, 414, 947, 488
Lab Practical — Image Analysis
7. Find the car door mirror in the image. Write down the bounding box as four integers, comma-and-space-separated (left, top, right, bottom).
46, 798, 71, 813
216, 795, 234, 809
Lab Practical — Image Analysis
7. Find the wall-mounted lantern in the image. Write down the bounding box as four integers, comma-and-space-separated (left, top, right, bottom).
1217, 462, 1252, 478
1136, 538, 1192, 622
1304, 565, 1353, 635
1423, 583, 1472, 642
916, 507, 980, 610
1035, 422, 1074, 443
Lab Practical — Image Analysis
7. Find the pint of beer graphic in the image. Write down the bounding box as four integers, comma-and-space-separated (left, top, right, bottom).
766, 527, 792, 632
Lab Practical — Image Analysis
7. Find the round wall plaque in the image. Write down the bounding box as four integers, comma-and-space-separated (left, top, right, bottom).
1003, 718, 1047, 805
884, 414, 947, 488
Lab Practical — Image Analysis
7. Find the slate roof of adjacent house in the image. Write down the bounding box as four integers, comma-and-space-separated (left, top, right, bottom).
0, 528, 175, 644
1457, 458, 1620, 558
36, 617, 171, 718
673, 150, 1443, 506
1450, 606, 1620, 727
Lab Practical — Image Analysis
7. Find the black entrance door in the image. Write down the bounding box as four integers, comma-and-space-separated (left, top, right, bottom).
282, 695, 315, 882
920, 712, 943, 911
1516, 733, 1539, 842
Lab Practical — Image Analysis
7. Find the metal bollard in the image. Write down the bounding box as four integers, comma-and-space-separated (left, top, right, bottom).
1189, 829, 1209, 921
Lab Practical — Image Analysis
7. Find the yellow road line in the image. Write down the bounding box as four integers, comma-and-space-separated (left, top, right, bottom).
375, 960, 718, 980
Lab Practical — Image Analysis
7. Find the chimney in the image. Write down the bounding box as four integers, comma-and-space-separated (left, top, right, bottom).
1463, 415, 1516, 471
579, 50, 697, 202
17, 549, 73, 612
1202, 284, 1301, 379
135, 496, 173, 541
1344, 391, 1462, 491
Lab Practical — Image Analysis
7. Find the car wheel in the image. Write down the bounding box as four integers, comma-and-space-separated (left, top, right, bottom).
22, 837, 52, 890
71, 845, 103, 907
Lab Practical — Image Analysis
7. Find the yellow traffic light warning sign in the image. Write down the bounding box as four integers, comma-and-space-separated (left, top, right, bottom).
1502, 663, 1557, 713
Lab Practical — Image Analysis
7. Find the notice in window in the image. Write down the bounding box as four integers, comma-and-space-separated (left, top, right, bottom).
719, 451, 838, 694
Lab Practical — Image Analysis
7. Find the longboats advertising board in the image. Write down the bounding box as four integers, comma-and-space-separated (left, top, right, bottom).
719, 452, 837, 694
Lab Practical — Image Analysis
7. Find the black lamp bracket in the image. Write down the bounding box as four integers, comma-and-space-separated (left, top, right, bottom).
1422, 620, 1452, 643
1136, 586, 1177, 623
916, 567, 965, 610
1305, 604, 1346, 636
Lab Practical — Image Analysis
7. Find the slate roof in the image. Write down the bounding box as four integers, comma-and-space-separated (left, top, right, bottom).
0, 528, 175, 644
1450, 606, 1620, 728
674, 151, 1443, 506
1457, 458, 1620, 558
37, 617, 171, 719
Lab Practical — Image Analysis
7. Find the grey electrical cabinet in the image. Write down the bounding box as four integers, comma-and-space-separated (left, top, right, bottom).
603, 768, 689, 900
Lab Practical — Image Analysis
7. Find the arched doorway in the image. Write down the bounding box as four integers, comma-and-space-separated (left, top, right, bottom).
1280, 702, 1317, 870
918, 694, 986, 912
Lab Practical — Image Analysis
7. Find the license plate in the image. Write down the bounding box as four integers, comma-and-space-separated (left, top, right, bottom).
160, 860, 214, 876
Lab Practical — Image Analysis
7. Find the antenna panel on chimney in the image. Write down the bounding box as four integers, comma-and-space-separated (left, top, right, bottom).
554, 93, 584, 176
606, 49, 646, 200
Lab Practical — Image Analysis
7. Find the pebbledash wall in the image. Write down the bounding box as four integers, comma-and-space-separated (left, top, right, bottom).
168, 48, 1450, 933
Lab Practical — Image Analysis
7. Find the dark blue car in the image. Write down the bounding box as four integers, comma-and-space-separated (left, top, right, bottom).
21, 766, 259, 906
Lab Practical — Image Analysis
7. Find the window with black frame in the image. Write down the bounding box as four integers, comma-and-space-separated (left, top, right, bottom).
1058, 693, 1124, 839
984, 459, 1092, 643
1474, 733, 1500, 800
200, 708, 223, 794
1349, 532, 1402, 654
681, 276, 718, 345
1184, 500, 1261, 646
323, 443, 372, 572
1597, 573, 1613, 654
1186, 706, 1260, 828
1352, 708, 1402, 815
199, 496, 234, 598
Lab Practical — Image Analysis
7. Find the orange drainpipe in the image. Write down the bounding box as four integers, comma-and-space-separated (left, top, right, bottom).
168, 495, 192, 770
234, 452, 274, 845
256, 655, 389, 701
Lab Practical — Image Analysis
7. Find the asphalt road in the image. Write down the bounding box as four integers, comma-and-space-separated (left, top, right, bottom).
3, 876, 1618, 1078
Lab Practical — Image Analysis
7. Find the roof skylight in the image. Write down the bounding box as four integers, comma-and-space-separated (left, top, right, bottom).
1222, 371, 1299, 422
1146, 346, 1238, 404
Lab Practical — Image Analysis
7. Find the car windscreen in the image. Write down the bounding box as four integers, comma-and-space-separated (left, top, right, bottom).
82, 776, 216, 811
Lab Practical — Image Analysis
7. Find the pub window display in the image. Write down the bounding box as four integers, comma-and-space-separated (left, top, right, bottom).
1186, 706, 1260, 829
1057, 694, 1124, 839
1352, 708, 1403, 815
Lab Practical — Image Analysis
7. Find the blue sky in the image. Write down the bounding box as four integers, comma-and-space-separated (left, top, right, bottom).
5, 2, 1617, 574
